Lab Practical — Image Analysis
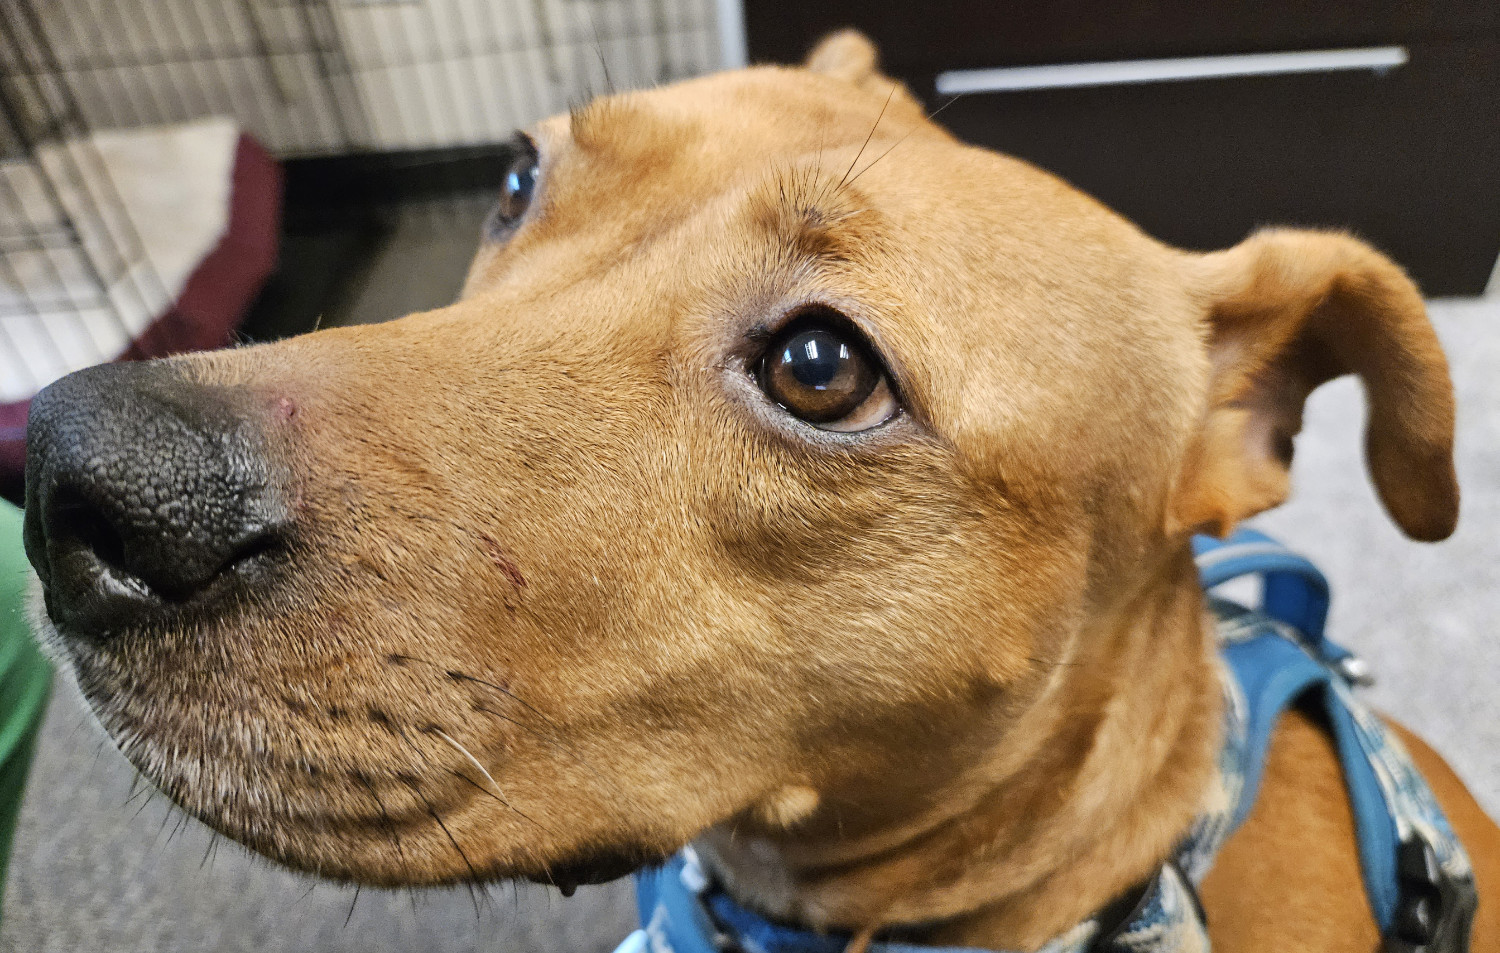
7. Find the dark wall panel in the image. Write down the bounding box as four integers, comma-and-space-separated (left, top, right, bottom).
746, 5, 1500, 295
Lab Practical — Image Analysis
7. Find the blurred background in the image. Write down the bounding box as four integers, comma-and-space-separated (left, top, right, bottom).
0, 1, 1496, 950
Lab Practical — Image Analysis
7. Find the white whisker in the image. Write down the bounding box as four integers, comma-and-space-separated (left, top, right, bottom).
431, 728, 507, 802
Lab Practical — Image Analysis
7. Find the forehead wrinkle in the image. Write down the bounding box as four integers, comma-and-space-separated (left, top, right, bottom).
567, 93, 688, 157
749, 163, 886, 275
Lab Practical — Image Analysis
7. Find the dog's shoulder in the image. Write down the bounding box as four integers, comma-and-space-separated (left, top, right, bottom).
1200, 709, 1498, 952
1201, 709, 1379, 952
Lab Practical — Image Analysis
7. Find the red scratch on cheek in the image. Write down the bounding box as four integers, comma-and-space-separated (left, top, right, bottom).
476, 531, 527, 592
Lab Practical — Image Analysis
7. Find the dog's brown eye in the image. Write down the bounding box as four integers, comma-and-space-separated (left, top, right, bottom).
486, 136, 539, 238
758, 315, 899, 432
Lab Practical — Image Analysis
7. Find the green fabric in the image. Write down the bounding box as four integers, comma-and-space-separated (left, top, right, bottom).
0, 501, 51, 923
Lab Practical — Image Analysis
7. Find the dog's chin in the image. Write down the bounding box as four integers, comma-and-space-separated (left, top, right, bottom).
33, 599, 675, 893
83, 698, 671, 892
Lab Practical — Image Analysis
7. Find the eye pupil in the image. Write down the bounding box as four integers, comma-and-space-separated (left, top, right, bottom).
786, 333, 844, 388
505, 164, 534, 204
499, 155, 537, 220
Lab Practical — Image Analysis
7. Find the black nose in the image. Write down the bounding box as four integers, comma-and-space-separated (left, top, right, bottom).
23, 361, 290, 638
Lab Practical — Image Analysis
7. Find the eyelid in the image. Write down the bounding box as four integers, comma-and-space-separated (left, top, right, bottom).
755, 303, 889, 367
514, 131, 540, 160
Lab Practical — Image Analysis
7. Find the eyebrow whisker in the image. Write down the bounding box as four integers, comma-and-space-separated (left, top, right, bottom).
844, 92, 969, 191
837, 82, 899, 192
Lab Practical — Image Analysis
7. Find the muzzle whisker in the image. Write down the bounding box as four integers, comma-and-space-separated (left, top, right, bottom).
467, 702, 628, 810
469, 702, 539, 736
153, 801, 177, 844
387, 653, 630, 814
389, 653, 597, 768
394, 729, 495, 916
401, 777, 486, 919
387, 653, 556, 727
353, 771, 410, 880
1026, 655, 1083, 669
295, 882, 317, 906
123, 775, 154, 810
448, 770, 556, 837
200, 830, 220, 870
429, 727, 507, 802
166, 808, 193, 844
442, 668, 557, 731
129, 787, 160, 823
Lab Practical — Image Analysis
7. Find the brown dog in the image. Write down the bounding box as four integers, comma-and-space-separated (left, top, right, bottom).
22, 30, 1497, 952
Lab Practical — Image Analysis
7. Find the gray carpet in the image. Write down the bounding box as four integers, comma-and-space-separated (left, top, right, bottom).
4, 292, 1497, 952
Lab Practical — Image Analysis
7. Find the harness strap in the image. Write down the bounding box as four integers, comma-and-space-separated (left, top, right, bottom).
1192, 529, 1329, 636
1199, 529, 1476, 952
1217, 617, 1402, 923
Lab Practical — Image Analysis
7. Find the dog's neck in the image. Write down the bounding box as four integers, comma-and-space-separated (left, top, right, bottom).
696, 546, 1223, 951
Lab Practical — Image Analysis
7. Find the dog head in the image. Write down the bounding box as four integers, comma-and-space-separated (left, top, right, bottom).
23, 32, 1456, 900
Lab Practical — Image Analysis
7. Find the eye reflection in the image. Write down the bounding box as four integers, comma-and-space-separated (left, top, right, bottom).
485, 134, 540, 239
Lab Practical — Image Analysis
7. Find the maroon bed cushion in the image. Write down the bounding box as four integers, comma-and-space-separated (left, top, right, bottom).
0, 134, 282, 500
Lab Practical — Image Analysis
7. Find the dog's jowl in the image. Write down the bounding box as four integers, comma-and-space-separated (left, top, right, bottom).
22, 29, 1497, 953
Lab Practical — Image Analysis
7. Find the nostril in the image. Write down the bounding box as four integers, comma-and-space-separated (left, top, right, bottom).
224, 529, 287, 574
43, 482, 289, 606
49, 486, 129, 576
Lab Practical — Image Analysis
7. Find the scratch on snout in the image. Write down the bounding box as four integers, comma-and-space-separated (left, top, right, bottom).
475, 531, 526, 592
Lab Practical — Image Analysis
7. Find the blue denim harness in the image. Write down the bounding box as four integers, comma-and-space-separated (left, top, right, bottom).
615, 530, 1477, 953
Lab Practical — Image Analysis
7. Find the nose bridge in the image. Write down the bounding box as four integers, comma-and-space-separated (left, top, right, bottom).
257, 295, 680, 522
291, 283, 671, 397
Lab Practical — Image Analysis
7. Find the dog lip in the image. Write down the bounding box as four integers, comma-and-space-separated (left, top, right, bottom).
526, 846, 670, 892
76, 683, 511, 833
93, 718, 468, 834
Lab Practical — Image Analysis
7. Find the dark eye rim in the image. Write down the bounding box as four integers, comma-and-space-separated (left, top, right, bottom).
484, 132, 541, 241
752, 305, 903, 429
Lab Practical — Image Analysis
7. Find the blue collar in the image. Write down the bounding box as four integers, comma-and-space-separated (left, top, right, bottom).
617, 529, 1476, 953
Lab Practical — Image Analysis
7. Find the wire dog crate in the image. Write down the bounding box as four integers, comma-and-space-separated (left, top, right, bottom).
0, 0, 727, 498
0, 1, 179, 403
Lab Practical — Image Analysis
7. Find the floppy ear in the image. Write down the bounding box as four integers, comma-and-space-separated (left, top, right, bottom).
1168, 228, 1458, 542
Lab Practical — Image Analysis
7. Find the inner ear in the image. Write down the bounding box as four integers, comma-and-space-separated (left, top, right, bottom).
1168, 229, 1458, 542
